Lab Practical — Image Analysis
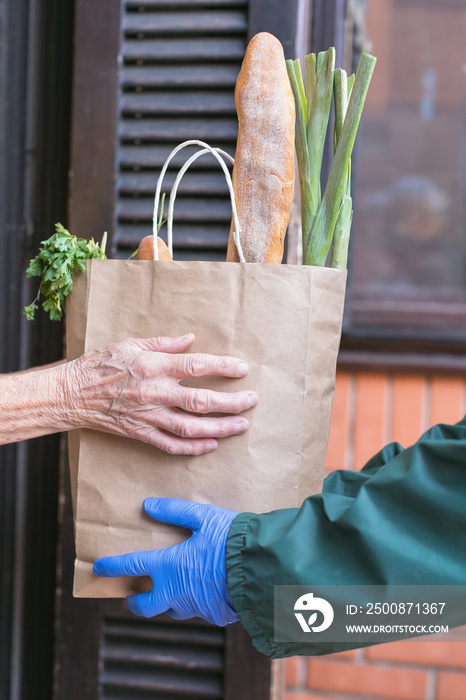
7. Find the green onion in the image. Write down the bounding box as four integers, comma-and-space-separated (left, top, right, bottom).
329, 68, 353, 269
287, 49, 376, 268
286, 60, 314, 251
287, 48, 336, 257
306, 49, 335, 217
330, 195, 352, 269
306, 52, 376, 266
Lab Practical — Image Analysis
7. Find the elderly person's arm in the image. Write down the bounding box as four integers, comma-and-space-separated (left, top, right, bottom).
0, 333, 258, 453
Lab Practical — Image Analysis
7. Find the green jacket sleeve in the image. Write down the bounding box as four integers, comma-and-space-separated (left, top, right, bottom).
226, 419, 466, 658
323, 439, 404, 498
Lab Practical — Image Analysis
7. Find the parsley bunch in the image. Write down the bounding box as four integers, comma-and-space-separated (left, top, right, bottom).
24, 223, 107, 322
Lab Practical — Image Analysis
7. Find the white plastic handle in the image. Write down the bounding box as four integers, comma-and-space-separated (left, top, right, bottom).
152, 139, 245, 262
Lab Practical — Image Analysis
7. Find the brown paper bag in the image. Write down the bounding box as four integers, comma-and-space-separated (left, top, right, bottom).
66, 258, 346, 597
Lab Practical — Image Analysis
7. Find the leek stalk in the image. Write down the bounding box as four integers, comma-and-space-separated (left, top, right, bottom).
287, 49, 376, 268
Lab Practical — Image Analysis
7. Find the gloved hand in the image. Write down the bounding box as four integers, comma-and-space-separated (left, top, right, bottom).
93, 497, 239, 626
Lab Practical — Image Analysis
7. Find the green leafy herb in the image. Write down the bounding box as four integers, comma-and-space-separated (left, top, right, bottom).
24, 223, 107, 322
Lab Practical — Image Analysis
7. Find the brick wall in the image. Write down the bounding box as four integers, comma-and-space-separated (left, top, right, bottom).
284, 371, 466, 700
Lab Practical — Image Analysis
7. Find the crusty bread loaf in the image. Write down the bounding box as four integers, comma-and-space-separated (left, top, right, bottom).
136, 235, 172, 260
226, 32, 295, 263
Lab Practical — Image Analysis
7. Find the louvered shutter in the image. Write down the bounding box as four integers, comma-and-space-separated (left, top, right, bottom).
102, 613, 224, 699
105, 8, 275, 698
94, 603, 273, 700
58, 1, 306, 697
116, 0, 248, 261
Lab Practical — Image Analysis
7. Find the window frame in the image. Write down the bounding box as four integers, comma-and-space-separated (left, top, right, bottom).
312, 0, 466, 374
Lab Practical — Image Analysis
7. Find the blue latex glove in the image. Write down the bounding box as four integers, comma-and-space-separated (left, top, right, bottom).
93, 497, 239, 626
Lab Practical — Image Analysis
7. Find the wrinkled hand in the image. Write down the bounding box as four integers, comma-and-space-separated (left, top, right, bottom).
93, 497, 238, 626
65, 333, 258, 454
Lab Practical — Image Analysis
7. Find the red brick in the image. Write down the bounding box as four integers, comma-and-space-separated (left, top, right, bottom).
367, 639, 466, 669
285, 694, 339, 700
391, 376, 426, 446
285, 657, 303, 687
307, 658, 427, 699
353, 374, 389, 470
430, 377, 465, 427
326, 372, 352, 472
330, 649, 359, 661
437, 671, 466, 700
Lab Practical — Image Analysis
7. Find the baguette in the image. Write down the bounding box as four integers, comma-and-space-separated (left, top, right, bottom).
136, 235, 172, 261
226, 32, 295, 263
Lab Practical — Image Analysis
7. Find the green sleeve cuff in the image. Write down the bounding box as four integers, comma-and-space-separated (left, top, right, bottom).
225, 510, 299, 659
225, 513, 266, 649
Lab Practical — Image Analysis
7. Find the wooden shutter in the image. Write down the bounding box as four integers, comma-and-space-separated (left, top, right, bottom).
58, 1, 307, 698
101, 609, 224, 699
115, 0, 248, 261
98, 604, 273, 700
86, 13, 258, 694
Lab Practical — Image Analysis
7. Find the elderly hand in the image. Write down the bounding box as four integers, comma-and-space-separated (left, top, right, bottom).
65, 333, 258, 454
93, 497, 238, 626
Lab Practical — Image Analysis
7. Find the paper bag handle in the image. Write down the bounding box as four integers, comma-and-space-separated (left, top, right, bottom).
152, 139, 245, 262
